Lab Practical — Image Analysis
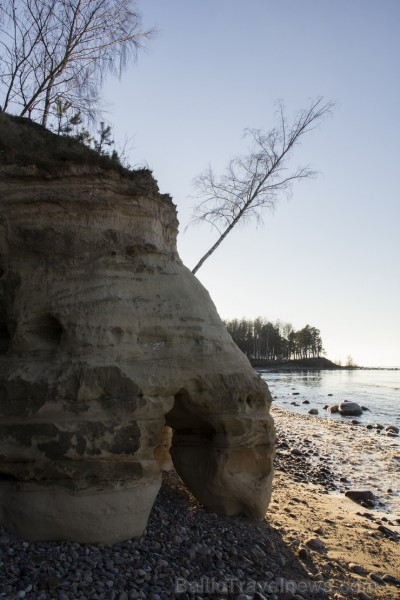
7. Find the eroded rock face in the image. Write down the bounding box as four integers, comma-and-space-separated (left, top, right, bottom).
0, 138, 274, 542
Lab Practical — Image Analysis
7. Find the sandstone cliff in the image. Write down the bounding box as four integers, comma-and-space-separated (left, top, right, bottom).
0, 114, 275, 543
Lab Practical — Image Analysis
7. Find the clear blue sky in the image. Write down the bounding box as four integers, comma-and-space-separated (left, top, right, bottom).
104, 0, 400, 367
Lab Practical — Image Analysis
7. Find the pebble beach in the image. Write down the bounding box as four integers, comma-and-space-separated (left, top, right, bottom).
0, 405, 399, 600
272, 405, 400, 516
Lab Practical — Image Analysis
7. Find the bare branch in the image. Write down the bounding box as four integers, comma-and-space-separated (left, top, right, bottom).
0, 0, 155, 125
190, 97, 334, 275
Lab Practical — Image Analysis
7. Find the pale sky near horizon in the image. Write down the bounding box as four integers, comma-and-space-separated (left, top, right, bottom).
103, 0, 400, 367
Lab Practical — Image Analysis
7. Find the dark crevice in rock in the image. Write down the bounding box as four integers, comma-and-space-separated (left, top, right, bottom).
0, 322, 10, 353
27, 314, 64, 348
0, 472, 17, 481
246, 392, 264, 410
111, 326, 123, 343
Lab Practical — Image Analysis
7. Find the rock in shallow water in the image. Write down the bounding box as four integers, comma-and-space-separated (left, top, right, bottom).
338, 401, 363, 416
385, 425, 399, 435
0, 118, 275, 543
345, 490, 376, 507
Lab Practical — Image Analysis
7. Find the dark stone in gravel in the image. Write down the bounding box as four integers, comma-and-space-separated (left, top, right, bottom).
377, 524, 399, 540
297, 547, 309, 560
305, 537, 326, 552
368, 572, 385, 584
357, 592, 373, 600
382, 573, 400, 585
348, 562, 367, 575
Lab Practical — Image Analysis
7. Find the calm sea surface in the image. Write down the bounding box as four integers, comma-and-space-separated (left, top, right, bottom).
259, 369, 400, 429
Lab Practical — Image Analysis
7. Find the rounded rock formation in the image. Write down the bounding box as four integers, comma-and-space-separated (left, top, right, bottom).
0, 115, 275, 543
338, 401, 363, 417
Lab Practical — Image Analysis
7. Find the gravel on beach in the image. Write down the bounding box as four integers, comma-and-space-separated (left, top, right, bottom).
0, 471, 323, 600
1, 407, 399, 600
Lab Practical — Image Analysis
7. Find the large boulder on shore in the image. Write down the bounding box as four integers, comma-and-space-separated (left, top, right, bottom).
0, 114, 275, 543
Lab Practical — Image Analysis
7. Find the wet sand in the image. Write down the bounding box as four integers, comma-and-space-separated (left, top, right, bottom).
270, 405, 400, 599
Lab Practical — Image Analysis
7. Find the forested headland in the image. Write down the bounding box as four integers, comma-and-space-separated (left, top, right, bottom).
224, 318, 324, 361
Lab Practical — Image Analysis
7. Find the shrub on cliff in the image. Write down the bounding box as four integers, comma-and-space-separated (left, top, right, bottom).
0, 112, 152, 183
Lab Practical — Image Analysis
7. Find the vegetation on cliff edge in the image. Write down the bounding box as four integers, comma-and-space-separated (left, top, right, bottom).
0, 112, 152, 183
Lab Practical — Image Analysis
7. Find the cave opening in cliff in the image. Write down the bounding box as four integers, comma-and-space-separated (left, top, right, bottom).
166, 388, 216, 445
27, 314, 64, 348
152, 387, 219, 497
155, 388, 218, 476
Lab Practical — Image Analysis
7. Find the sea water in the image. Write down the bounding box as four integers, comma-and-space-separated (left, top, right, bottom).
259, 368, 400, 429
260, 368, 400, 515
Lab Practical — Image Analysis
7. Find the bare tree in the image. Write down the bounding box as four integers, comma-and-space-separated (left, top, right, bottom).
0, 0, 154, 126
189, 97, 334, 275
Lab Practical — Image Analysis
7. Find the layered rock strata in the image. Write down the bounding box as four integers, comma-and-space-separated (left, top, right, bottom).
0, 117, 275, 543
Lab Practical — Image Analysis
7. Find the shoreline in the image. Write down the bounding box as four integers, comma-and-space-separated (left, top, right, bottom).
271, 405, 400, 518
261, 367, 400, 435
251, 358, 400, 372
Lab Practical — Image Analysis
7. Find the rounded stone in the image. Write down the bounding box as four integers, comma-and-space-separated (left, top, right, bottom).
305, 537, 326, 552
338, 401, 363, 416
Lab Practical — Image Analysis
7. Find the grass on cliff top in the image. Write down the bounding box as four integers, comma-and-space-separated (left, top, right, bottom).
0, 112, 152, 182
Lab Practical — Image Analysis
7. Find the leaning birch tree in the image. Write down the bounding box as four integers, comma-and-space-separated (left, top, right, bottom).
189, 97, 334, 275
0, 0, 153, 126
